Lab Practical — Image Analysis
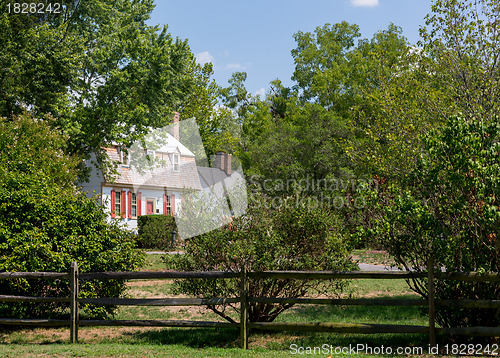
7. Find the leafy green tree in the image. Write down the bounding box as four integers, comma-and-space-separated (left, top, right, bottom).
291, 22, 408, 114
349, 0, 500, 181
0, 0, 196, 173
364, 116, 500, 329
165, 193, 355, 323
0, 113, 144, 319
418, 0, 500, 124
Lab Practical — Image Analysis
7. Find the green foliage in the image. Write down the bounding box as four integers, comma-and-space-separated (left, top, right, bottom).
348, 0, 500, 181
291, 22, 408, 114
165, 193, 356, 323
0, 0, 196, 175
0, 114, 144, 319
419, 0, 500, 123
367, 116, 500, 329
245, 103, 353, 188
137, 214, 178, 250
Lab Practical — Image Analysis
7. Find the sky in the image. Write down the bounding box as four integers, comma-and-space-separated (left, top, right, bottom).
148, 0, 433, 98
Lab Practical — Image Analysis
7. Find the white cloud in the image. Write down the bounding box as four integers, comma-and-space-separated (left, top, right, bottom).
195, 51, 215, 66
225, 63, 246, 71
350, 0, 379, 7
253, 88, 266, 98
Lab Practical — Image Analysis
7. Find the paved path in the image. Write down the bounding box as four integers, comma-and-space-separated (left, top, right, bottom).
357, 263, 402, 271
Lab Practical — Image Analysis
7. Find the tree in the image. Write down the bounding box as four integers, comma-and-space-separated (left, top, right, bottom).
291, 22, 408, 114
164, 193, 355, 323
348, 0, 500, 181
0, 113, 144, 319
366, 116, 500, 329
418, 0, 500, 124
0, 0, 196, 173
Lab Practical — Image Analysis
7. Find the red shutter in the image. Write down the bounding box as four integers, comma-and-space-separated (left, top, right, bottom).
128, 191, 132, 219
111, 189, 116, 219
171, 194, 175, 215
137, 192, 142, 216
121, 190, 126, 218
163, 193, 167, 215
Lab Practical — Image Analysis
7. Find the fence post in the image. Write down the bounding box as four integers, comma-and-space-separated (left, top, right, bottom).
240, 264, 249, 349
70, 261, 79, 343
428, 254, 436, 347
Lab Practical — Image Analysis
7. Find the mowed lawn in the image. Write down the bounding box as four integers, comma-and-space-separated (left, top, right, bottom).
0, 252, 438, 357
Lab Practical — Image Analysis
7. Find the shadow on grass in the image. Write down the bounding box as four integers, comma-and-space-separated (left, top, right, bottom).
266, 331, 430, 352
124, 327, 240, 348
285, 294, 427, 325
267, 294, 430, 350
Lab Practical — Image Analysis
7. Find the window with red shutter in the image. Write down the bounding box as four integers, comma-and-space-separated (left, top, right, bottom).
128, 191, 132, 219
121, 190, 126, 218
111, 189, 116, 219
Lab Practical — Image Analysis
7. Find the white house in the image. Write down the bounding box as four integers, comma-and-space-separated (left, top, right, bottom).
79, 113, 234, 231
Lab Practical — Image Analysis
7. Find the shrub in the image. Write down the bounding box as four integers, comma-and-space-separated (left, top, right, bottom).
0, 114, 144, 319
137, 214, 178, 249
164, 192, 356, 323
369, 116, 500, 330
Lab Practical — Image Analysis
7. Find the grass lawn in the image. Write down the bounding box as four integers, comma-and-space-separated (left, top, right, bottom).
351, 249, 396, 266
0, 253, 451, 357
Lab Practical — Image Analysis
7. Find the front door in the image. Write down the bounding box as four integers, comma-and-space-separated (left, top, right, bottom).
146, 200, 154, 215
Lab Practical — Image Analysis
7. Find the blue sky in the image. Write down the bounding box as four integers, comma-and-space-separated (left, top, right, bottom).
149, 0, 432, 97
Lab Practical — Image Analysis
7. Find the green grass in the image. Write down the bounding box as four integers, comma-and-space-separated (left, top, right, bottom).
141, 253, 166, 271
351, 249, 396, 266
0, 342, 293, 358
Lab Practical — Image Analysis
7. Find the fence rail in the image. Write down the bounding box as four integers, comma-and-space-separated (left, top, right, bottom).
0, 262, 499, 348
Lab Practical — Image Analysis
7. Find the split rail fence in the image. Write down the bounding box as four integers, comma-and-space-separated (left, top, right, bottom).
0, 261, 499, 349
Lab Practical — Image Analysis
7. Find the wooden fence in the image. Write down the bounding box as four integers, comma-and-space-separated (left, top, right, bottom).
0, 262, 499, 349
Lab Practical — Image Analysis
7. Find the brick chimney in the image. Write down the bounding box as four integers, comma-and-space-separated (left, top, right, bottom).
171, 112, 179, 141
215, 151, 232, 175
215, 152, 225, 172
224, 153, 232, 175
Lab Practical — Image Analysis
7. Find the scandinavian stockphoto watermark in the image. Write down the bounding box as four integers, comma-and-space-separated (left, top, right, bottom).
124, 116, 372, 239
290, 343, 424, 356
247, 174, 373, 210
289, 343, 500, 356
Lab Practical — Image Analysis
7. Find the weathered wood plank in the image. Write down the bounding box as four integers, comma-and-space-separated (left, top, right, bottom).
428, 255, 436, 347
79, 271, 240, 280
436, 299, 500, 309
0, 319, 68, 327
69, 261, 78, 343
248, 297, 427, 306
78, 297, 240, 306
240, 265, 249, 349
78, 319, 239, 328
434, 272, 500, 282
0, 295, 70, 303
0, 272, 69, 279
248, 322, 429, 334
247, 271, 427, 280
439, 326, 500, 337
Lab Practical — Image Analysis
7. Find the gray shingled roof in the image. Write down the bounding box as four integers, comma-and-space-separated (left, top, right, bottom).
197, 166, 229, 187
105, 146, 202, 190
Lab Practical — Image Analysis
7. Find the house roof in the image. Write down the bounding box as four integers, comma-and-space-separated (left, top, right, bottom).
104, 144, 202, 191
197, 166, 229, 187
152, 133, 196, 157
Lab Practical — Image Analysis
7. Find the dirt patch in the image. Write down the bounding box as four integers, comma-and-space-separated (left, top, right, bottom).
359, 290, 415, 298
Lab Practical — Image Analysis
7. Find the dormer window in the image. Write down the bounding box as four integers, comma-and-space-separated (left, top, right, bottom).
172, 153, 180, 172
146, 149, 155, 162
120, 147, 129, 167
